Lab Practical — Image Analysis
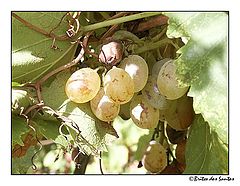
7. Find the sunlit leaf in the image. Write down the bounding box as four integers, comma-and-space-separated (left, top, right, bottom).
12, 12, 78, 83
165, 12, 228, 144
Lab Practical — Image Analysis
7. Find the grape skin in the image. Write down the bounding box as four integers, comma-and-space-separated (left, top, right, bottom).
65, 68, 101, 103
90, 88, 120, 122
157, 60, 189, 100
103, 67, 134, 104
119, 55, 148, 92
176, 139, 187, 165
165, 95, 194, 131
130, 95, 159, 129
151, 58, 171, 77
143, 141, 167, 173
142, 75, 170, 110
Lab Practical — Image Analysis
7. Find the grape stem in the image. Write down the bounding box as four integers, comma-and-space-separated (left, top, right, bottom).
100, 12, 130, 41
134, 38, 171, 54
159, 121, 165, 145
151, 122, 161, 141
12, 12, 76, 41
80, 12, 162, 33
99, 151, 104, 174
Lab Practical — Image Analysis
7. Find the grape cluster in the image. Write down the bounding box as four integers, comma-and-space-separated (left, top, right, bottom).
65, 54, 194, 174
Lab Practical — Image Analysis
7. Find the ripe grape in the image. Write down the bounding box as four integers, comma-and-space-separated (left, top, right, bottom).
143, 141, 167, 173
160, 163, 180, 174
166, 124, 187, 144
165, 95, 194, 131
142, 75, 170, 110
98, 39, 123, 67
176, 139, 187, 165
159, 159, 185, 174
65, 68, 101, 103
151, 58, 171, 77
90, 88, 120, 122
103, 66, 134, 104
130, 95, 159, 129
157, 60, 189, 100
159, 108, 167, 122
119, 55, 148, 92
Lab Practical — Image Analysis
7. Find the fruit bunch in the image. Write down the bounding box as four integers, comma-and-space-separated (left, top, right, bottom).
65, 45, 195, 174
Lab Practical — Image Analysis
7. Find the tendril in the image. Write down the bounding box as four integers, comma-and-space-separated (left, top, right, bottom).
99, 151, 104, 174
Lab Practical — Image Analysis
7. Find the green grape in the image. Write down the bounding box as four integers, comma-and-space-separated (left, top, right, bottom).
90, 88, 120, 122
130, 95, 159, 129
103, 66, 134, 104
165, 95, 194, 131
119, 55, 148, 92
157, 60, 189, 100
65, 68, 101, 103
143, 141, 168, 173
159, 108, 167, 122
151, 58, 171, 77
142, 75, 170, 110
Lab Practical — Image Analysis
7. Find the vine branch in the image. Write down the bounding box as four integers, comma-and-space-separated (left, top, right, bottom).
12, 12, 69, 41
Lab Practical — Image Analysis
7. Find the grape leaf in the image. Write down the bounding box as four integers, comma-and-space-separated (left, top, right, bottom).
12, 89, 33, 114
33, 118, 61, 141
134, 133, 152, 161
41, 70, 118, 155
165, 12, 228, 144
12, 12, 78, 83
12, 114, 30, 146
113, 116, 149, 147
12, 146, 36, 174
184, 114, 228, 174
102, 145, 129, 173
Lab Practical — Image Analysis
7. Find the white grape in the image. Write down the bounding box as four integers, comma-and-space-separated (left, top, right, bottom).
165, 95, 194, 131
65, 68, 101, 103
119, 55, 148, 92
151, 58, 171, 77
103, 67, 134, 104
130, 95, 159, 129
157, 60, 189, 100
90, 88, 120, 122
143, 141, 168, 173
142, 75, 170, 110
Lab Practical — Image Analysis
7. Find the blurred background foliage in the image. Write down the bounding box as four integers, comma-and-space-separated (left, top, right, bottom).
25, 116, 151, 174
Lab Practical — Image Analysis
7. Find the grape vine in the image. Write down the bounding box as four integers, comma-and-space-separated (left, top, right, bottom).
11, 11, 228, 174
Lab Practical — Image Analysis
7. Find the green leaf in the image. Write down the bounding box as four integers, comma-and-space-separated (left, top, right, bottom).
41, 70, 118, 155
12, 12, 78, 83
184, 114, 228, 174
12, 82, 22, 87
12, 114, 30, 146
12, 89, 33, 114
54, 135, 71, 149
134, 133, 152, 161
165, 12, 228, 144
112, 117, 149, 147
12, 146, 36, 174
34, 118, 61, 141
102, 145, 129, 173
